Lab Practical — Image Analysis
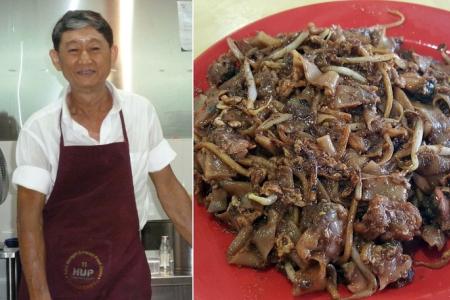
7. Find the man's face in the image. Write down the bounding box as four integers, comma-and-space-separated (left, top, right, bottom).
49, 26, 117, 92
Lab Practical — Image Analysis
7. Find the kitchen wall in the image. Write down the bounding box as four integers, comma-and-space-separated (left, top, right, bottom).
0, 0, 192, 139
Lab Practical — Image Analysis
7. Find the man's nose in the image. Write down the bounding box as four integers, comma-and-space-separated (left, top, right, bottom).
79, 49, 92, 64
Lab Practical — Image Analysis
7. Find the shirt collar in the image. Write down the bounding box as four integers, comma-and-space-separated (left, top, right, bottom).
61, 80, 122, 126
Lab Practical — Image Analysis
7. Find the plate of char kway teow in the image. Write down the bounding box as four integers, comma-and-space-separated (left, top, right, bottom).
194, 1, 450, 299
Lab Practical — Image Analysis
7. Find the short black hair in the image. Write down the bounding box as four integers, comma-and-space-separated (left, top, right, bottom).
52, 10, 113, 51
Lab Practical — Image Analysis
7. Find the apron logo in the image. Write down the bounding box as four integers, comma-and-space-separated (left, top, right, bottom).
64, 250, 104, 290
72, 266, 94, 278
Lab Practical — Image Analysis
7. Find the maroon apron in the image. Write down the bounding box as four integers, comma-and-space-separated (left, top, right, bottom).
19, 110, 151, 300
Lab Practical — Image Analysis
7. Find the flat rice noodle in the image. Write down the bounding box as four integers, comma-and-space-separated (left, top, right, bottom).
252, 31, 282, 48
194, 103, 218, 128
333, 85, 363, 108
255, 134, 279, 154
342, 261, 369, 293
421, 225, 446, 251
296, 228, 319, 263
292, 259, 327, 296
412, 173, 432, 193
277, 219, 301, 244
277, 165, 295, 189
415, 103, 450, 147
344, 149, 369, 169
317, 135, 337, 156
202, 149, 237, 180
401, 72, 427, 93
297, 203, 347, 263
363, 107, 380, 131
336, 125, 351, 158
219, 180, 253, 197
227, 225, 253, 257
348, 133, 369, 152
362, 175, 409, 202
216, 202, 262, 231
325, 264, 340, 300
433, 188, 450, 231
417, 150, 450, 176
252, 209, 280, 259
362, 160, 384, 175
206, 188, 228, 213
299, 55, 339, 94
228, 245, 266, 269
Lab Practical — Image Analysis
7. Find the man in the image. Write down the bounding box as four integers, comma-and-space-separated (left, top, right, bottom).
12, 10, 192, 300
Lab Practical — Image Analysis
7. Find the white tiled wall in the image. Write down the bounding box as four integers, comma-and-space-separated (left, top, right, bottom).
0, 138, 192, 299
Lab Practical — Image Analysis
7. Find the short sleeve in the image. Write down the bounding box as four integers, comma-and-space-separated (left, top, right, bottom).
12, 128, 52, 195
148, 139, 177, 172
147, 103, 177, 172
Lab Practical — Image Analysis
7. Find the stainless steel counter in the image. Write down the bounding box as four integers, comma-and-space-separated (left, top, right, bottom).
0, 248, 18, 300
151, 271, 192, 300
152, 273, 192, 286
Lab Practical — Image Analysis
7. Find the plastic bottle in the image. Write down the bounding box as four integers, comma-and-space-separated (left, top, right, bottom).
159, 235, 173, 275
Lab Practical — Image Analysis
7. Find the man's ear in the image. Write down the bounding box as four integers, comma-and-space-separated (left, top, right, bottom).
49, 49, 62, 71
111, 45, 118, 64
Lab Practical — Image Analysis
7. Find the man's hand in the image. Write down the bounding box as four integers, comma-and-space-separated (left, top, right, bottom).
17, 186, 52, 300
149, 166, 192, 245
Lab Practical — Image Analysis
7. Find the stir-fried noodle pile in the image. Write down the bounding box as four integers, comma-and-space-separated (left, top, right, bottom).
194, 11, 450, 299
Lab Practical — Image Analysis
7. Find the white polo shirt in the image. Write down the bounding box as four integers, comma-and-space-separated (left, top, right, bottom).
12, 81, 176, 229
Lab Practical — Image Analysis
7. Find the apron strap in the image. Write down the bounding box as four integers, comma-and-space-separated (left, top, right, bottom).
58, 110, 129, 147
119, 110, 129, 143
59, 110, 64, 147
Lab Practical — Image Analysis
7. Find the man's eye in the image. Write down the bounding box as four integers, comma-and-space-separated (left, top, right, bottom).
68, 49, 79, 53
91, 47, 100, 51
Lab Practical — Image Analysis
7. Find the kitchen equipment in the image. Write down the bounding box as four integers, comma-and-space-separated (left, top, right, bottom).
1, 248, 19, 300
173, 228, 192, 275
0, 148, 9, 205
194, 1, 450, 299
141, 220, 192, 275
142, 220, 173, 250
4, 238, 18, 248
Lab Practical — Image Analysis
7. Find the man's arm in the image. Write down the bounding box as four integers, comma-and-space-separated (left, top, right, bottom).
149, 165, 192, 245
17, 186, 52, 300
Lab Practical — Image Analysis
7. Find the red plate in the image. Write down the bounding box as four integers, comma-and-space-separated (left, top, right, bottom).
194, 1, 450, 299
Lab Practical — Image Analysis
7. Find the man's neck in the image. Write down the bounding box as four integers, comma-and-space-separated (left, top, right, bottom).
67, 85, 113, 141
68, 86, 112, 119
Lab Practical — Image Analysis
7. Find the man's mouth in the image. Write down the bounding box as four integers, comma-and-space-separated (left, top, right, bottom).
76, 69, 96, 76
